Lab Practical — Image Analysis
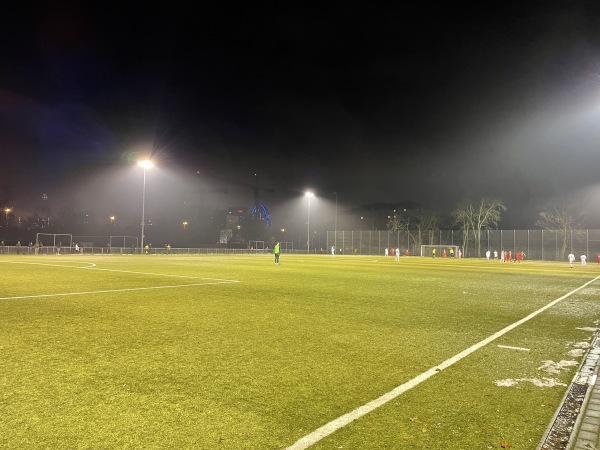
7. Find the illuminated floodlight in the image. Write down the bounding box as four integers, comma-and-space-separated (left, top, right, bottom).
4, 207, 12, 227
138, 160, 154, 253
137, 160, 154, 169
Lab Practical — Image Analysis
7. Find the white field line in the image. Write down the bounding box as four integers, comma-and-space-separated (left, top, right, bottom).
497, 345, 530, 351
0, 260, 239, 282
80, 266, 239, 282
0, 281, 238, 301
0, 260, 98, 269
286, 275, 600, 450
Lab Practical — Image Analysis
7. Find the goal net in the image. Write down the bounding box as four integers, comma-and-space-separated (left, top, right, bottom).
420, 245, 459, 257
280, 241, 293, 251
35, 233, 73, 249
109, 236, 139, 249
248, 240, 265, 252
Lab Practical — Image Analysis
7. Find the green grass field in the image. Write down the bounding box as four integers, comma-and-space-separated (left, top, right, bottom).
1, 254, 599, 449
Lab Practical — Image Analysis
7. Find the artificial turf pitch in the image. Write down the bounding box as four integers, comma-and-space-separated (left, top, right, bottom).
1, 254, 598, 449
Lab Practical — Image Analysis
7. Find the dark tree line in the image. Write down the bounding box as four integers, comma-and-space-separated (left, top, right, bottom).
386, 199, 580, 258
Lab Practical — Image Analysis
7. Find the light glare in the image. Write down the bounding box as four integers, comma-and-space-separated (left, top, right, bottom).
137, 160, 154, 169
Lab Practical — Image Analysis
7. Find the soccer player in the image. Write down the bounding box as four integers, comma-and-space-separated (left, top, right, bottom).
449, 248, 454, 258
568, 252, 575, 268
432, 248, 436, 258
581, 254, 587, 266
494, 250, 498, 259
331, 246, 335, 257
396, 247, 400, 262
274, 242, 280, 265
385, 248, 388, 257
485, 250, 490, 260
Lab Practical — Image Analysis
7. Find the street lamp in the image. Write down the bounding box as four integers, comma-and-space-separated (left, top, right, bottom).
4, 207, 12, 227
109, 216, 115, 225
305, 191, 314, 254
137, 160, 154, 253
332, 192, 337, 251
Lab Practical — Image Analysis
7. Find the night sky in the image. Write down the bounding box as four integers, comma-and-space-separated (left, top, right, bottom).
2, 2, 600, 236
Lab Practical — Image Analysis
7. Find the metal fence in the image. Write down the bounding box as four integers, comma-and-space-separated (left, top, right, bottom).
3, 229, 599, 260
327, 229, 600, 261
0, 246, 302, 256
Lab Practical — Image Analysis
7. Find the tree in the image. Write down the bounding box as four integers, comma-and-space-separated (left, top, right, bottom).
453, 203, 474, 256
386, 213, 403, 232
387, 208, 438, 253
413, 210, 439, 249
536, 206, 581, 260
453, 199, 506, 257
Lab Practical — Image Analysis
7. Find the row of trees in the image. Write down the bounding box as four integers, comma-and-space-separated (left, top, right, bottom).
387, 199, 580, 259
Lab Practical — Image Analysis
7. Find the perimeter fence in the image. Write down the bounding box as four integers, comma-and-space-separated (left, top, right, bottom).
326, 229, 600, 261
0, 246, 295, 256
2, 229, 599, 260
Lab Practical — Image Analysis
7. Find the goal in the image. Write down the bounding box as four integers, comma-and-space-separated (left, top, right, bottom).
35, 233, 73, 249
420, 245, 459, 257
109, 236, 139, 249
248, 240, 265, 253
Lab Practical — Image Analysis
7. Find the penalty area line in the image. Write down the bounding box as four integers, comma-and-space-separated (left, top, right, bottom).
286, 275, 600, 450
0, 260, 239, 283
0, 260, 97, 269
82, 266, 241, 282
0, 281, 238, 301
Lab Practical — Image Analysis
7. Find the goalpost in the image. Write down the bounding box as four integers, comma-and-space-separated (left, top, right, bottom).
35, 233, 73, 249
248, 240, 265, 253
420, 244, 459, 257
109, 236, 139, 249
35, 233, 73, 247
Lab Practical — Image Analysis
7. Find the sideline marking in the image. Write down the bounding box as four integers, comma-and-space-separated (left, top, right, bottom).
0, 281, 237, 301
286, 275, 600, 450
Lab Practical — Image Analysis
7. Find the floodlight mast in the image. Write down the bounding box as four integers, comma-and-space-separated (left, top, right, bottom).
305, 191, 314, 254
333, 192, 337, 251
138, 160, 154, 254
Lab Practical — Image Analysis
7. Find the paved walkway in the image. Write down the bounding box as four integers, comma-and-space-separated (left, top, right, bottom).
567, 333, 600, 450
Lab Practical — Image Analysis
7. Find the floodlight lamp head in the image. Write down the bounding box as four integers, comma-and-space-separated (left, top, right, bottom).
137, 160, 154, 169
305, 191, 314, 198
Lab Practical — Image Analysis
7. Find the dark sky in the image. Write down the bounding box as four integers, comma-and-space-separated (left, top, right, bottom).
2, 2, 600, 231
